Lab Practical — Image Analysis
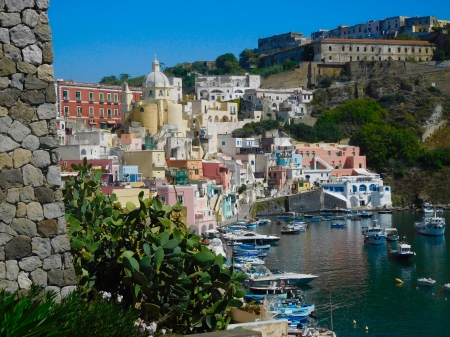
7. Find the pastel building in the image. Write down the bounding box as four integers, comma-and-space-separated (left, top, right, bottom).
167, 159, 204, 183
122, 150, 166, 179
322, 174, 392, 208
267, 165, 287, 191
218, 136, 261, 158
116, 133, 143, 151
202, 161, 232, 192
195, 74, 260, 102
157, 184, 216, 234
59, 158, 119, 184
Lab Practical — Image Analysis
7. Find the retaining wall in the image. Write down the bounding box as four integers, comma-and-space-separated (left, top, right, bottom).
0, 0, 76, 298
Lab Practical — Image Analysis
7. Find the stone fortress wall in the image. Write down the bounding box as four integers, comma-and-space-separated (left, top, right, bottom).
0, 0, 75, 299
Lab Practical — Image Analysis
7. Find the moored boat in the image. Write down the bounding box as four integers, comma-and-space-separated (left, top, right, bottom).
414, 210, 446, 236
417, 277, 436, 286
443, 283, 450, 292
362, 221, 387, 245
385, 228, 399, 241
331, 222, 347, 228
223, 231, 281, 244
389, 242, 415, 260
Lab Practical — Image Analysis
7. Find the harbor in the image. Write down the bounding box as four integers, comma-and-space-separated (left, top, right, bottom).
216, 210, 450, 336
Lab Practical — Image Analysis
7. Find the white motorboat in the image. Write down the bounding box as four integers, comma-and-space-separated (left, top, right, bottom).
443, 283, 450, 292
417, 277, 436, 286
362, 221, 387, 245
385, 228, 399, 241
420, 202, 434, 214
414, 210, 446, 236
234, 257, 266, 265
245, 266, 319, 286
223, 231, 280, 244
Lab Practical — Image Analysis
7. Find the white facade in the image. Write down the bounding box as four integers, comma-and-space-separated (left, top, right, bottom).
59, 144, 105, 160
322, 174, 392, 208
218, 137, 260, 158
169, 77, 183, 102
195, 74, 261, 102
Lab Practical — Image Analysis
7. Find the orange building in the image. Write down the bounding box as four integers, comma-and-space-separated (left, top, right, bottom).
166, 159, 204, 182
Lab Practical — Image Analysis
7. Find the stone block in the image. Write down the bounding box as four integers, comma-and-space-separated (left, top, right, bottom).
0, 27, 9, 44
37, 64, 54, 82
18, 255, 42, 272
31, 237, 51, 259
34, 186, 54, 203
47, 269, 64, 286
27, 201, 44, 221
48, 119, 57, 135
18, 271, 32, 289
22, 9, 39, 28
22, 134, 40, 151
0, 261, 5, 278
63, 267, 76, 285
16, 202, 27, 217
5, 0, 34, 12
30, 120, 48, 136
6, 188, 20, 203
51, 235, 70, 253
0, 87, 21, 108
50, 149, 59, 164
17, 61, 37, 74
23, 163, 43, 187
4, 44, 22, 63
36, 103, 57, 120
24, 74, 47, 90
32, 149, 51, 168
0, 223, 17, 236
41, 42, 53, 64
11, 218, 37, 237
0, 76, 9, 89
47, 165, 61, 187
45, 82, 56, 103
0, 134, 20, 152
5, 235, 32, 259
0, 153, 13, 169
30, 268, 47, 286
5, 259, 19, 280
0, 57, 17, 77
0, 246, 4, 261
39, 135, 58, 149
0, 190, 5, 203
34, 22, 52, 42
21, 89, 46, 105
0, 115, 12, 133
0, 106, 7, 117
20, 185, 35, 202
0, 279, 18, 292
57, 216, 66, 234
0, 12, 21, 27
45, 286, 61, 303
7, 120, 31, 142
42, 254, 61, 270
22, 44, 42, 66
11, 72, 24, 89
63, 252, 73, 268
0, 168, 23, 188
61, 286, 76, 299
0, 233, 14, 245
35, 0, 50, 10
43, 202, 64, 219
10, 24, 36, 48
37, 219, 59, 237
0, 203, 16, 224
8, 100, 35, 126
13, 148, 32, 168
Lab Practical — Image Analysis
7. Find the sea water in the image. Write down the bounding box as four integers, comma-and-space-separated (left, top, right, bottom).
255, 211, 450, 337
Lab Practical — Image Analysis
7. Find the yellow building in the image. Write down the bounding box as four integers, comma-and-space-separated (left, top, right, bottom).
123, 150, 166, 179
122, 57, 187, 137
291, 179, 310, 193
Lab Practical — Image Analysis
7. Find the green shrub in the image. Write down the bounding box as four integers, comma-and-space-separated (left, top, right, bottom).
63, 159, 246, 334
427, 86, 442, 96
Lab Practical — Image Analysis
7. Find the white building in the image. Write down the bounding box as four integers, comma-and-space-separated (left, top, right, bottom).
195, 74, 261, 101
218, 136, 261, 158
322, 172, 392, 208
60, 128, 112, 160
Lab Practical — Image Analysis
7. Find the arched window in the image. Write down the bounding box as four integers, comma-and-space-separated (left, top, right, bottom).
359, 185, 367, 192
369, 184, 377, 191
352, 185, 357, 193
81, 149, 87, 156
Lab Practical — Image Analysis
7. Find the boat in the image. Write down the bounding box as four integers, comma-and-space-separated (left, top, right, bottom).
237, 243, 271, 250
246, 268, 319, 286
385, 228, 399, 241
309, 216, 322, 222
249, 282, 298, 295
360, 211, 373, 218
233, 250, 268, 259
281, 223, 307, 234
443, 283, 450, 292
258, 219, 271, 225
281, 228, 300, 235
234, 257, 266, 265
362, 221, 387, 245
303, 214, 313, 218
389, 241, 416, 260
330, 222, 347, 228
223, 231, 281, 244
378, 210, 393, 214
244, 292, 288, 301
245, 223, 258, 229
417, 277, 436, 286
414, 210, 446, 236
227, 224, 248, 231
420, 202, 434, 214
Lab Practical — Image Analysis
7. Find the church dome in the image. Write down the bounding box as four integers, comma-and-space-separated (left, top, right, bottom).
142, 57, 171, 88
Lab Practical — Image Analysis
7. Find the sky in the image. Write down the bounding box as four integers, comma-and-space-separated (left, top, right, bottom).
48, 0, 448, 83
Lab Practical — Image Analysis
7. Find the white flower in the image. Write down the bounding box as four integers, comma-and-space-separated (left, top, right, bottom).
117, 294, 123, 303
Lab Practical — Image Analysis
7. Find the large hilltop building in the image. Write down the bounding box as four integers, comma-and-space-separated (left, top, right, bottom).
195, 74, 260, 102
256, 32, 310, 55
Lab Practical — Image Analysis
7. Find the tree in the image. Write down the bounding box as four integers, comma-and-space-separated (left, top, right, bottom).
99, 75, 118, 84
283, 123, 318, 143
282, 59, 297, 71
239, 49, 257, 68
238, 184, 247, 194
215, 53, 242, 74
315, 122, 344, 143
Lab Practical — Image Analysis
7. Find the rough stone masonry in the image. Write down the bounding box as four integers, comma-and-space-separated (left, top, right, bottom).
0, 0, 76, 300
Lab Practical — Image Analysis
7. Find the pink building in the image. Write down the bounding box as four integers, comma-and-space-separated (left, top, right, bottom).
294, 143, 366, 180
202, 161, 231, 192
156, 185, 216, 234
268, 165, 287, 191
117, 133, 143, 151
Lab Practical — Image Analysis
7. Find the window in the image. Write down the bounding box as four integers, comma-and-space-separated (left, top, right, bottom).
99, 93, 104, 102
114, 109, 118, 116
107, 93, 111, 102
222, 141, 225, 145
349, 46, 352, 51
100, 108, 104, 118
405, 48, 407, 53
63, 90, 69, 100
329, 56, 332, 60
114, 93, 118, 102
107, 109, 112, 118
251, 160, 255, 165
388, 48, 391, 52
177, 195, 184, 204
64, 106, 69, 117
364, 47, 367, 52
398, 47, 401, 52
342, 46, 344, 51
357, 47, 359, 51
89, 106, 94, 117
328, 46, 331, 51
89, 92, 93, 101
77, 106, 82, 117
247, 141, 253, 146
160, 195, 166, 203
76, 91, 81, 101
371, 47, 374, 52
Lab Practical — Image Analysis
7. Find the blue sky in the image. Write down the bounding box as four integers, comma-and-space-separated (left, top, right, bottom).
48, 0, 447, 83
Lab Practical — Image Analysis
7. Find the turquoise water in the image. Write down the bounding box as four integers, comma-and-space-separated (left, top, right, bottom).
255, 211, 450, 337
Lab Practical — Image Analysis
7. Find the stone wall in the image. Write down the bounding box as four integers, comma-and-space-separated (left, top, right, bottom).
0, 0, 75, 298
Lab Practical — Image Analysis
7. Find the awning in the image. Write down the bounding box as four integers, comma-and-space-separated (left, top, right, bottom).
353, 169, 375, 176
107, 120, 116, 124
